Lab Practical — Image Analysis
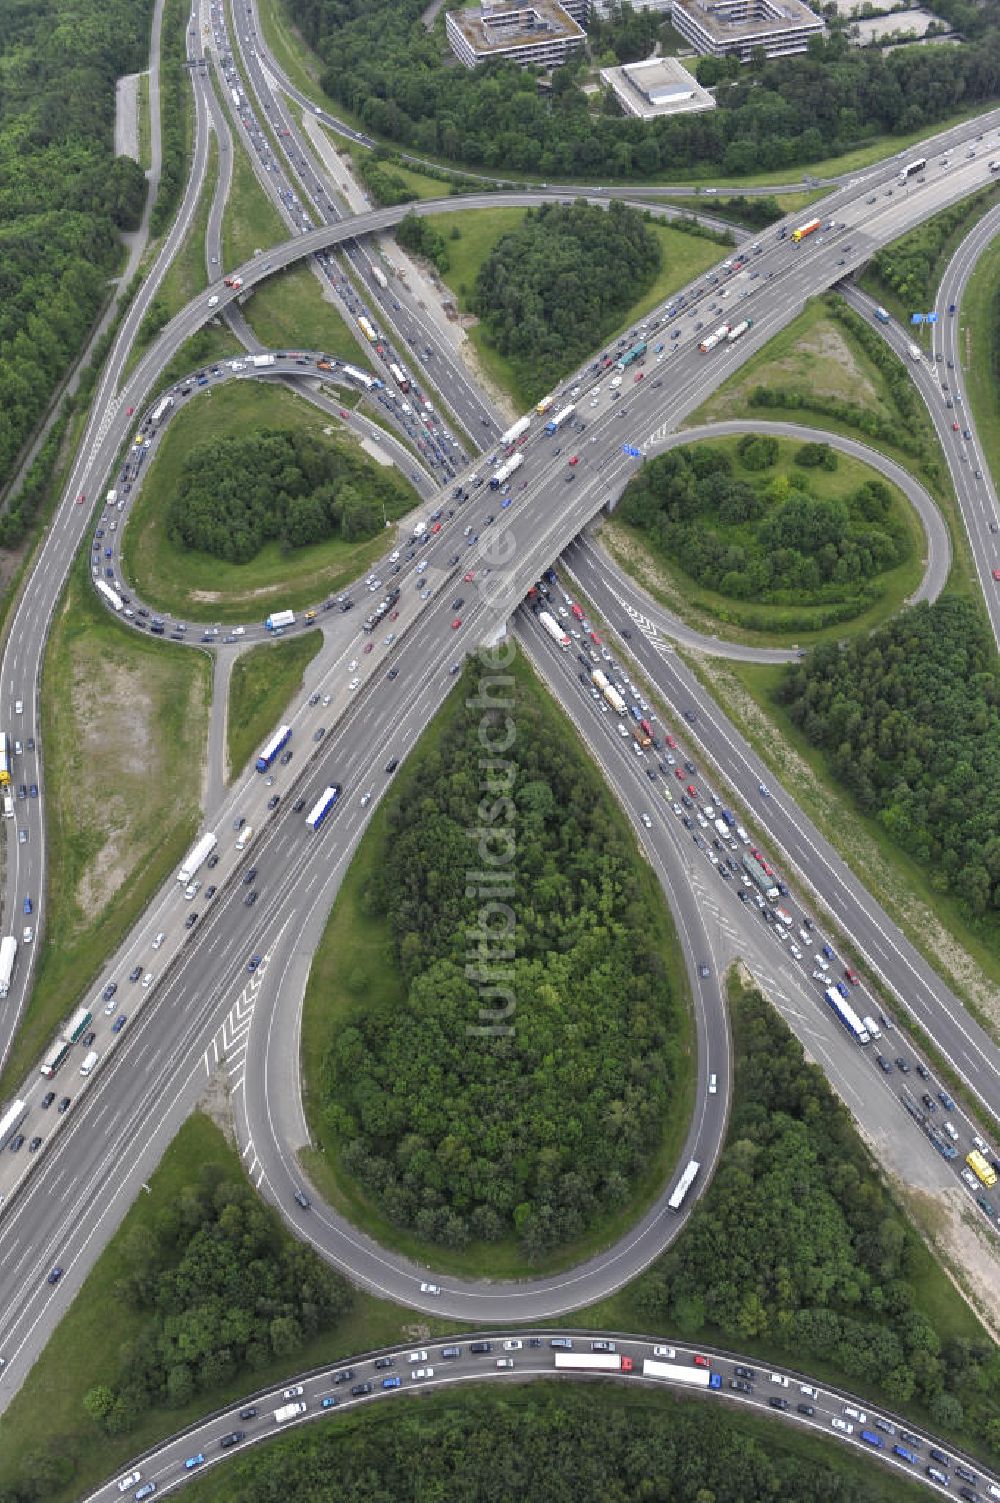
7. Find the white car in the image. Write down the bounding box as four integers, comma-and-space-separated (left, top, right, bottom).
641, 813, 652, 829
832, 1418, 853, 1434
789, 944, 802, 960
496, 1358, 514, 1369
349, 659, 359, 671
14, 700, 22, 715
769, 1373, 789, 1387
322, 694, 332, 706
142, 972, 154, 988
232, 626, 245, 637
653, 1345, 675, 1358
420, 1282, 440, 1295
412, 1367, 434, 1380
22, 926, 33, 944
800, 1384, 818, 1398
349, 677, 360, 691
152, 932, 165, 950
104, 997, 118, 1015
708, 1073, 717, 1094
503, 1339, 523, 1351
408, 1350, 428, 1363
389, 550, 400, 562
117, 1473, 141, 1494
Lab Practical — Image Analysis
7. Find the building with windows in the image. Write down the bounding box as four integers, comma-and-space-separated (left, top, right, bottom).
445, 0, 587, 68
601, 55, 715, 118
671, 0, 825, 60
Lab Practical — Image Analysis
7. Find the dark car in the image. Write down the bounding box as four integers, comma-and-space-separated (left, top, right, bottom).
245, 890, 258, 907
82, 1031, 96, 1047
41, 1091, 55, 1108
797, 1403, 815, 1416
206, 852, 220, 868
47, 1267, 62, 1284
734, 1365, 755, 1380
385, 758, 398, 774
103, 983, 118, 1001
57, 1096, 71, 1113
28, 1136, 42, 1152
280, 750, 293, 766
243, 867, 258, 885
239, 1407, 258, 1421
293, 797, 306, 813
895, 1057, 909, 1073
205, 885, 217, 899
219, 1432, 245, 1449
233, 816, 246, 831
266, 795, 280, 811
334, 1369, 355, 1385
351, 1382, 373, 1397
9, 1134, 24, 1152
184, 912, 198, 930
313, 727, 325, 742
769, 1397, 789, 1410
374, 1356, 394, 1370
730, 1379, 753, 1394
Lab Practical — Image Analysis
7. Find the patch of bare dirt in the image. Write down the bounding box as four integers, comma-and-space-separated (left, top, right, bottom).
198, 1066, 236, 1146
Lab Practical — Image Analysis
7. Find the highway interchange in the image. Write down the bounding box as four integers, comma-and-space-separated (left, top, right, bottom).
2, 4, 1000, 1495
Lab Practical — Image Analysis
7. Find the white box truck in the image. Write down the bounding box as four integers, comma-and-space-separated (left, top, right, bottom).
274, 1401, 306, 1424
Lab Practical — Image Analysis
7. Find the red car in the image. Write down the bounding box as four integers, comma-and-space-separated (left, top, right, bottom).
674, 768, 685, 781
953, 421, 960, 431
634, 371, 644, 383
76, 492, 86, 504
465, 571, 476, 582
431, 522, 442, 534
589, 631, 601, 644
451, 617, 462, 630
568, 455, 578, 466
127, 406, 134, 415
844, 968, 859, 985
665, 735, 677, 749
621, 1356, 634, 1374
363, 642, 373, 654
687, 784, 697, 797
571, 604, 584, 620
390, 610, 399, 620
993, 569, 1000, 582
693, 1354, 710, 1369
340, 409, 349, 418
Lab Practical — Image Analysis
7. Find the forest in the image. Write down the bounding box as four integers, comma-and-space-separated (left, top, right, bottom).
617, 438, 910, 612
165, 429, 414, 561
287, 0, 1000, 179
203, 1386, 918, 1502
775, 596, 1000, 918
0, 0, 149, 495
320, 657, 685, 1258
635, 982, 1000, 1456
471, 201, 661, 400
76, 1165, 351, 1438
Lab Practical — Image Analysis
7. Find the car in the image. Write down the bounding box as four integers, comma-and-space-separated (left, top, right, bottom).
568, 455, 578, 465
47, 1267, 63, 1284
103, 996, 118, 1015
283, 1385, 305, 1399
385, 758, 399, 774
57, 1096, 71, 1112
220, 1430, 246, 1447
245, 890, 258, 907
17, 828, 26, 844
875, 1054, 892, 1073
41, 1091, 55, 1109
698, 963, 710, 978
938, 1090, 956, 1110
652, 1345, 676, 1358
81, 1030, 96, 1047
451, 618, 462, 630
293, 797, 306, 813
152, 932, 165, 950
895, 1057, 909, 1073
112, 1015, 127, 1034
351, 1382, 373, 1397
28, 783, 37, 798
413, 1366, 434, 1380
184, 1455, 205, 1470
116, 1471, 141, 1493
184, 913, 198, 930
731, 1378, 753, 1393
206, 852, 219, 869
243, 867, 258, 885
797, 1403, 815, 1416
204, 885, 217, 900
142, 972, 154, 987
22, 896, 31, 915
314, 727, 326, 741
844, 968, 859, 984
233, 815, 245, 831
267, 794, 280, 811
420, 1281, 440, 1294
693, 1354, 710, 1369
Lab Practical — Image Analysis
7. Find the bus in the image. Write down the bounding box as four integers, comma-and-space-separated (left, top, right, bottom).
966, 1149, 998, 1188
305, 784, 342, 831
616, 342, 647, 372
357, 316, 377, 343
667, 1158, 700, 1211
0, 732, 10, 786
39, 1039, 71, 1079
63, 1007, 93, 1045
256, 724, 292, 773
151, 395, 174, 427
898, 157, 926, 184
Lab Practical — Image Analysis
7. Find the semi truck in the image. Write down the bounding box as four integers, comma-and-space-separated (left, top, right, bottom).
642, 1358, 721, 1389
273, 1402, 307, 1424
741, 852, 779, 900
357, 316, 377, 343
823, 987, 870, 1045
389, 362, 411, 393
0, 936, 17, 997
265, 610, 296, 632
96, 580, 124, 613
178, 832, 218, 886
792, 217, 821, 242
544, 404, 575, 435
538, 611, 570, 649
554, 1352, 634, 1373
0, 1098, 28, 1149
726, 319, 753, 343
500, 415, 531, 448
590, 670, 625, 714
371, 265, 388, 289
535, 395, 555, 416
341, 364, 381, 391
490, 453, 523, 489
698, 325, 730, 354
0, 733, 9, 786
151, 396, 174, 427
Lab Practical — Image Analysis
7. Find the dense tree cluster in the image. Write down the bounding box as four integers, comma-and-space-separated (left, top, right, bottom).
618, 440, 909, 606
201, 1388, 903, 1503
471, 201, 661, 400
776, 596, 1000, 917
81, 1166, 350, 1436
636, 983, 1000, 1452
0, 0, 149, 496
166, 428, 413, 561
321, 660, 684, 1257
286, 0, 1000, 180
395, 210, 452, 274
356, 152, 418, 209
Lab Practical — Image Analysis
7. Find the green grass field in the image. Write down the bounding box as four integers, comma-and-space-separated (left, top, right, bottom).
605, 432, 926, 647
226, 629, 323, 778
120, 381, 419, 622
961, 229, 1000, 506
158, 135, 218, 319
0, 556, 211, 1097
222, 132, 288, 271
299, 652, 696, 1279
421, 208, 724, 408
246, 262, 363, 363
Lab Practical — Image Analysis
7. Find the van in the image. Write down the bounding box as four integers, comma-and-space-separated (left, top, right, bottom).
80, 1050, 99, 1076
736, 825, 749, 844
943, 1120, 959, 1142
862, 1015, 882, 1040
2, 796, 12, 820
236, 825, 253, 851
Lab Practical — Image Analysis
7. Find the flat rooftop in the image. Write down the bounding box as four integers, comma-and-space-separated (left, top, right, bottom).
601, 55, 716, 117
678, 0, 821, 41
447, 0, 585, 54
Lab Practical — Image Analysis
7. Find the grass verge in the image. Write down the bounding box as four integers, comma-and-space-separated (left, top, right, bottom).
0, 1113, 455, 1503
299, 651, 696, 1279
221, 131, 288, 272
604, 432, 925, 646
246, 263, 361, 363
120, 380, 419, 623
961, 226, 1000, 502
226, 629, 323, 779
0, 553, 211, 1096
157, 134, 218, 319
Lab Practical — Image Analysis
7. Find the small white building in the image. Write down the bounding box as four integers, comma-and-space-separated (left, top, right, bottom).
601, 55, 716, 118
